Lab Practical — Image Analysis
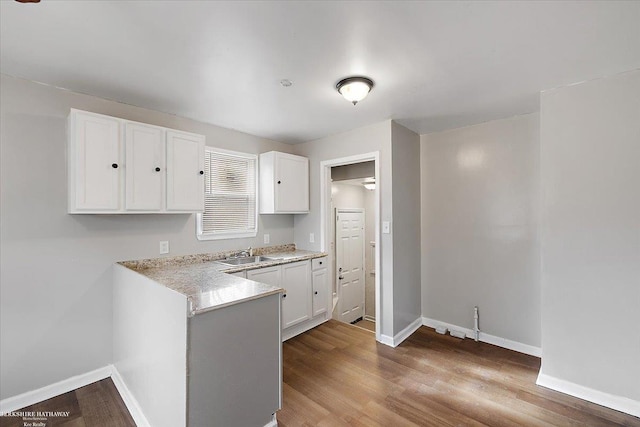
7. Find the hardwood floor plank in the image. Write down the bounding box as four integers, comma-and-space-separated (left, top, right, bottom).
0, 379, 133, 427
279, 320, 640, 427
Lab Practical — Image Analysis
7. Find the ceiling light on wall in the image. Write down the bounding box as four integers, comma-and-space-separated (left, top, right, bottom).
280, 79, 293, 87
336, 76, 374, 105
363, 177, 375, 190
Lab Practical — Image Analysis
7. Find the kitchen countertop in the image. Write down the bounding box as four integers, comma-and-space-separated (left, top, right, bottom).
118, 245, 327, 315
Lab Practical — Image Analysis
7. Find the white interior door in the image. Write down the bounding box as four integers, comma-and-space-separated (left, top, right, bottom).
336, 209, 365, 324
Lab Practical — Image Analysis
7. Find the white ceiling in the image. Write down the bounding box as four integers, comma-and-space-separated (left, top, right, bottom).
1, 1, 639, 143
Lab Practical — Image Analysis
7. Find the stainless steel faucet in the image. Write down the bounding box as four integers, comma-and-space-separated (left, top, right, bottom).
235, 247, 252, 258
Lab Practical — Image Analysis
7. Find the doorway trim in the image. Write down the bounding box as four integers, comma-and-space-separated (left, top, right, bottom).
320, 152, 380, 341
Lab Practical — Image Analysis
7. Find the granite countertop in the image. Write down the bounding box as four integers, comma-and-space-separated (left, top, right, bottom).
118, 244, 327, 316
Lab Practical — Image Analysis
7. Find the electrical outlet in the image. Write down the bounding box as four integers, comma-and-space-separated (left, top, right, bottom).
382, 221, 391, 234
263, 234, 270, 244
309, 233, 315, 243
159, 241, 169, 254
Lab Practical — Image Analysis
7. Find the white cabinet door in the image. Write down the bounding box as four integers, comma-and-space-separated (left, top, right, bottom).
275, 153, 308, 213
70, 111, 121, 212
166, 130, 205, 211
311, 268, 328, 317
125, 123, 164, 211
281, 260, 311, 328
247, 266, 280, 287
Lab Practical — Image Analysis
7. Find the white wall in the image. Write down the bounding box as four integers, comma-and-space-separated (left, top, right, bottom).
539, 70, 640, 410
0, 74, 295, 399
331, 182, 366, 210
421, 113, 541, 347
391, 122, 422, 332
363, 188, 376, 319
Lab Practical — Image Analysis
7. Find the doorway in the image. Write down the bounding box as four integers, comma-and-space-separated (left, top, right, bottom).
321, 153, 380, 338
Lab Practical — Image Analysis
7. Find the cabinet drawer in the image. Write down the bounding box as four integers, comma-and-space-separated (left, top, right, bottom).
312, 257, 327, 271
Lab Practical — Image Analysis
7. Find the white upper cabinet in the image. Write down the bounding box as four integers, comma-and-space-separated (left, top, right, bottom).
166, 131, 205, 212
125, 122, 165, 211
259, 151, 309, 214
69, 111, 121, 212
68, 109, 205, 214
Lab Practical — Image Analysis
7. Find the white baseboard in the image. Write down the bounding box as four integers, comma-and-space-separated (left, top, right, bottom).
537, 373, 640, 417
264, 413, 278, 427
363, 315, 376, 322
421, 317, 542, 357
0, 365, 151, 427
378, 317, 422, 348
379, 334, 394, 347
283, 315, 329, 342
0, 365, 112, 415
111, 366, 151, 427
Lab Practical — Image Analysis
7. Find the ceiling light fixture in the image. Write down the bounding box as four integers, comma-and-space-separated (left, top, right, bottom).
336, 76, 374, 105
363, 177, 375, 190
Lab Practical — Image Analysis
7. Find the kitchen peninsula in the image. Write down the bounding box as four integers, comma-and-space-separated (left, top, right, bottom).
113, 244, 327, 427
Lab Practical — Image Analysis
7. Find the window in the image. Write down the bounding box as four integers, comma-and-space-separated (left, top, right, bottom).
196, 147, 258, 240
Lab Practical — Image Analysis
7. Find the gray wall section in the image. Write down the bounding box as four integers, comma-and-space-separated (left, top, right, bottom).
331, 161, 375, 182
539, 70, 640, 401
391, 122, 422, 332
292, 121, 396, 337
420, 113, 541, 347
0, 74, 295, 399
188, 294, 281, 427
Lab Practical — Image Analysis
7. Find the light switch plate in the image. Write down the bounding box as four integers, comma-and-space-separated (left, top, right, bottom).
382, 221, 391, 234
263, 234, 270, 244
159, 241, 169, 254
309, 233, 315, 243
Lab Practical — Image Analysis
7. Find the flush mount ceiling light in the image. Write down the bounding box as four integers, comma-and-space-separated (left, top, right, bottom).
363, 177, 375, 190
336, 76, 374, 105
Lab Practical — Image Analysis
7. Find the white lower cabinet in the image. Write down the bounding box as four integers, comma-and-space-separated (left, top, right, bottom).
280, 261, 312, 329
244, 259, 328, 334
246, 266, 280, 286
312, 268, 328, 317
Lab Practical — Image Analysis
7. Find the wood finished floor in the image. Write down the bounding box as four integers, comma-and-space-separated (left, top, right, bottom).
3, 322, 639, 426
278, 320, 640, 427
353, 319, 376, 333
0, 378, 134, 427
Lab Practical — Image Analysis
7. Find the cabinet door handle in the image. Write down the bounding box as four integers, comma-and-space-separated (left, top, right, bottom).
283, 293, 287, 298
277, 180, 281, 184
314, 291, 318, 295
155, 167, 161, 172
319, 261, 323, 265
112, 163, 118, 169
199, 170, 204, 175
339, 276, 344, 280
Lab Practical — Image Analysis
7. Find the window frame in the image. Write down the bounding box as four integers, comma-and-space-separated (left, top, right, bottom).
196, 147, 259, 241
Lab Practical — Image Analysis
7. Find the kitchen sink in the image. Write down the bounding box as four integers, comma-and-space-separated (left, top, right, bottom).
217, 256, 281, 266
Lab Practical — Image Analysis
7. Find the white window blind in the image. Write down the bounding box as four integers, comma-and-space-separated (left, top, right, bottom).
197, 148, 257, 240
